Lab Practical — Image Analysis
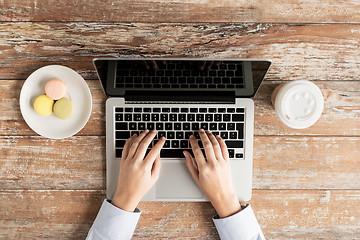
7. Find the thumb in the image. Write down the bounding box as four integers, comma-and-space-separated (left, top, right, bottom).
183, 151, 199, 185
151, 154, 162, 182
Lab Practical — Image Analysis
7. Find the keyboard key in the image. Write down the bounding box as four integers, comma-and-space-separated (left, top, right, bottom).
199, 108, 207, 112
162, 108, 170, 112
180, 140, 188, 148
230, 132, 237, 139
187, 114, 195, 121
161, 149, 191, 158
235, 153, 244, 159
196, 114, 204, 121
161, 114, 168, 121
115, 114, 123, 121
151, 114, 159, 121
200, 123, 208, 130
183, 123, 190, 130
236, 123, 244, 139
192, 123, 200, 130
143, 114, 150, 121
232, 114, 244, 121
212, 131, 219, 136
225, 141, 243, 148
125, 108, 133, 112
190, 108, 198, 113
218, 108, 226, 113
116, 149, 123, 158
171, 108, 180, 112
172, 140, 180, 148
134, 108, 142, 112
236, 108, 245, 113
210, 123, 217, 130
178, 114, 186, 121
116, 131, 130, 139
223, 114, 231, 121
125, 114, 132, 121
214, 114, 222, 121
227, 108, 235, 113
176, 132, 184, 139
147, 122, 155, 130
209, 108, 216, 113
169, 114, 177, 121
174, 123, 182, 130
156, 123, 164, 130
134, 114, 141, 121
143, 108, 151, 112
163, 140, 170, 148
228, 149, 234, 158
220, 132, 228, 139
219, 123, 226, 130
129, 122, 137, 130
115, 108, 123, 112
158, 131, 166, 138
116, 140, 126, 148
167, 132, 175, 139
205, 114, 213, 121
138, 123, 146, 130
165, 123, 173, 130
227, 123, 235, 130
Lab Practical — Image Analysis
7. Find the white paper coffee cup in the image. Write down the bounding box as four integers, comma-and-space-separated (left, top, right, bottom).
271, 80, 324, 129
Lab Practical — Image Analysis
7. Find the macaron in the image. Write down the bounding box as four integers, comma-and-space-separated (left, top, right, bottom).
53, 98, 74, 119
45, 78, 67, 100
34, 95, 54, 116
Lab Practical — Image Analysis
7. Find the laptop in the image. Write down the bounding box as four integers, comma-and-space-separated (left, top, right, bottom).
94, 58, 271, 202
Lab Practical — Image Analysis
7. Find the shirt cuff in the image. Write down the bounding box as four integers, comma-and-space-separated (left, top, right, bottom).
213, 204, 265, 240
87, 199, 141, 240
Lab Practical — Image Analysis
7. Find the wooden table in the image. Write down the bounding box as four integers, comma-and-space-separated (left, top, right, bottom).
1, 1, 359, 239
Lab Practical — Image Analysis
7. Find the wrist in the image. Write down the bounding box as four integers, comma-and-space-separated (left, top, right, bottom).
211, 193, 241, 218
111, 191, 139, 212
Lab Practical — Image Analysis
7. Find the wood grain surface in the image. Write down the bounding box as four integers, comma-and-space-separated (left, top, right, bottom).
1, 22, 360, 81
1, 190, 359, 239
1, 0, 360, 23
1, 0, 359, 239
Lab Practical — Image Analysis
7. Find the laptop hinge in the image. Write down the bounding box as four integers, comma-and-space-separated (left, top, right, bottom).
124, 90, 235, 103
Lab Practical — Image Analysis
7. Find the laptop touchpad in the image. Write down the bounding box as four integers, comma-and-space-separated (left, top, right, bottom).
156, 162, 204, 199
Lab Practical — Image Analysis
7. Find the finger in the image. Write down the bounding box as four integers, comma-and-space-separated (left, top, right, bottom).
127, 129, 150, 159
133, 129, 158, 160
198, 129, 217, 162
189, 134, 206, 167
121, 134, 137, 160
151, 155, 162, 182
206, 130, 223, 160
183, 151, 200, 185
144, 136, 166, 167
217, 135, 229, 160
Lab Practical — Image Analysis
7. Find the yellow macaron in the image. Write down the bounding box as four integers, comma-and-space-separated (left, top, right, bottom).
53, 98, 74, 119
34, 95, 54, 116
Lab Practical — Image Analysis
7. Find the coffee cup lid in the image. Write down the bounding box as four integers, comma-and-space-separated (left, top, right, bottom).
274, 80, 324, 129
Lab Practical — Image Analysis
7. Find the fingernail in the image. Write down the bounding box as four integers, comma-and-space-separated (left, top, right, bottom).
206, 130, 211, 134
216, 135, 221, 139
161, 136, 166, 140
152, 129, 157, 133
190, 135, 195, 139
133, 133, 137, 137
199, 129, 205, 133
144, 129, 149, 133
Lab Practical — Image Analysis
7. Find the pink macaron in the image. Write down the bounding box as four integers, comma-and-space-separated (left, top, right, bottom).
45, 78, 67, 100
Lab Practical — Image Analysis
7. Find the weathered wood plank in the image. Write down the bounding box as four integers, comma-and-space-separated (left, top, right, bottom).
1, 22, 360, 80
1, 190, 359, 239
1, 0, 359, 23
1, 80, 358, 136
0, 136, 359, 190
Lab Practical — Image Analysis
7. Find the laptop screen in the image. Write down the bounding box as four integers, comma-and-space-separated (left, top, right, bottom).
94, 59, 271, 99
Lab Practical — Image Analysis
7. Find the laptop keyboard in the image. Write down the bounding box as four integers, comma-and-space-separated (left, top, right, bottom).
115, 60, 245, 89
114, 107, 245, 159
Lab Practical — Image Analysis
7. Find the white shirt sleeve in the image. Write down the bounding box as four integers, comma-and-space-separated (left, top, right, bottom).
86, 199, 141, 240
213, 204, 265, 240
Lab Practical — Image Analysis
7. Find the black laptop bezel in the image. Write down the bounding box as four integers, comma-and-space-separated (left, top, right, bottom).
93, 58, 271, 100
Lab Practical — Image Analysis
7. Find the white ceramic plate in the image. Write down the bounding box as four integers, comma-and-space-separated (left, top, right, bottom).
20, 65, 92, 139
